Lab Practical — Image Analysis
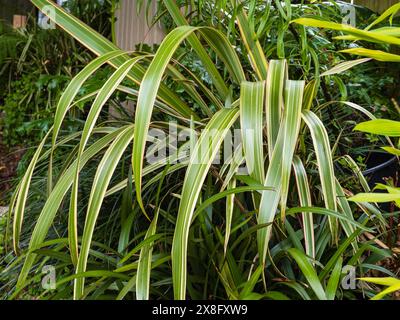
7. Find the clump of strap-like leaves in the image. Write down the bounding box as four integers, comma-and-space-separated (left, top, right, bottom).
2, 0, 394, 300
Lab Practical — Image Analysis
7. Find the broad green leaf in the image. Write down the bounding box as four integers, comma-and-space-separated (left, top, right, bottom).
360, 277, 400, 300
292, 18, 400, 46
354, 119, 400, 136
340, 48, 400, 62
371, 282, 400, 300
349, 193, 400, 203
382, 146, 400, 156
371, 184, 400, 202
336, 24, 400, 41
370, 27, 400, 37
335, 26, 400, 41
360, 277, 400, 287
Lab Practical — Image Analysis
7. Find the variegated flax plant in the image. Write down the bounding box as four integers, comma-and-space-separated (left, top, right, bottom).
1, 0, 395, 300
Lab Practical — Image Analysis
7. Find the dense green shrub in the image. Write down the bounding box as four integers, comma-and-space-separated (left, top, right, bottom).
1, 0, 399, 301
0, 0, 115, 150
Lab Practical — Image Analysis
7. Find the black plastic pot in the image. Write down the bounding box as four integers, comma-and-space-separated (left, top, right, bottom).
362, 151, 399, 212
363, 151, 398, 187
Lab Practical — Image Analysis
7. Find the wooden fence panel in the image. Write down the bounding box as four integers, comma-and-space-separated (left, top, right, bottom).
115, 0, 165, 50
354, 0, 399, 13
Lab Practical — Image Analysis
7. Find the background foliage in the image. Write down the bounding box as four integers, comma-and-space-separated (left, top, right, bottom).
0, 0, 399, 300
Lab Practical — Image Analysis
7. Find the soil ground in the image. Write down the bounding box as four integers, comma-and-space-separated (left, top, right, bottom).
0, 136, 24, 205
